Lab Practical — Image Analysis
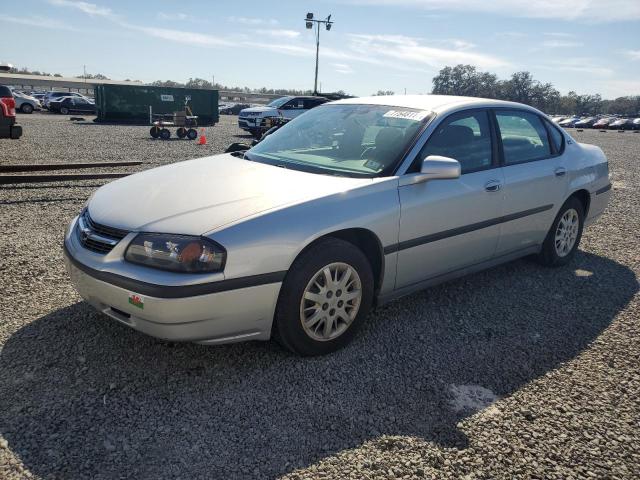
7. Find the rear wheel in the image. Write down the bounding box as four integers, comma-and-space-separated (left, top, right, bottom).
150, 126, 160, 138
60, 107, 69, 115
186, 128, 198, 140
274, 238, 373, 356
160, 128, 171, 140
21, 103, 34, 114
176, 127, 187, 139
537, 196, 584, 267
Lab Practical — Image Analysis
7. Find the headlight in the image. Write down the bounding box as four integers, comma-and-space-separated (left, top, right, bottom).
125, 233, 226, 273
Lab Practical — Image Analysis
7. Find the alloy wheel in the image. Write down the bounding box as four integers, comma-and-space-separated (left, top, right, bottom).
299, 262, 362, 342
555, 208, 579, 257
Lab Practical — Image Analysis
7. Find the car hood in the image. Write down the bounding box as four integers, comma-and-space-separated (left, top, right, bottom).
87, 154, 370, 236
240, 106, 277, 115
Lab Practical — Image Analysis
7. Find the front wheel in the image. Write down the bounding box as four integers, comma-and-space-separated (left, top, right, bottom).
537, 197, 584, 267
60, 107, 69, 115
274, 238, 374, 356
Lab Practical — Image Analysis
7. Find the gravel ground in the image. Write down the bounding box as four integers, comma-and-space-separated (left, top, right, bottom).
0, 115, 639, 479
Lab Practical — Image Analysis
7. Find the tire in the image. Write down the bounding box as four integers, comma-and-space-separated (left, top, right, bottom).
60, 107, 69, 115
224, 142, 250, 153
186, 128, 198, 140
273, 238, 374, 356
537, 196, 584, 267
150, 126, 160, 138
160, 128, 171, 140
176, 127, 187, 139
21, 103, 34, 114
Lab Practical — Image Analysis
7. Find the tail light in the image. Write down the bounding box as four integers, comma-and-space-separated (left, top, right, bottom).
0, 97, 16, 117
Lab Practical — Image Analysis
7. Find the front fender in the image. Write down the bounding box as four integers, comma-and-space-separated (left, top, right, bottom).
207, 178, 401, 292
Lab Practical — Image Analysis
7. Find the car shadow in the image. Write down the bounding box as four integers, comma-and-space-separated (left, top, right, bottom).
0, 251, 636, 479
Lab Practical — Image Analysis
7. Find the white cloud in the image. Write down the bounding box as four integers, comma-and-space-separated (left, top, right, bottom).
344, 0, 640, 22
0, 15, 81, 31
48, 0, 113, 17
450, 39, 476, 50
543, 32, 575, 38
124, 24, 233, 47
346, 34, 507, 69
227, 16, 278, 26
542, 58, 613, 77
542, 40, 583, 48
332, 63, 355, 74
495, 31, 527, 39
623, 50, 640, 61
157, 12, 194, 22
255, 29, 301, 39
596, 79, 640, 98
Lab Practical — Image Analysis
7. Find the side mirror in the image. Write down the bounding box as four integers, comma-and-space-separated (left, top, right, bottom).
400, 155, 461, 186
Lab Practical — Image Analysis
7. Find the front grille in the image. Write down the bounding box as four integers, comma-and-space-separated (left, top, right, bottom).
77, 210, 129, 254
84, 212, 128, 239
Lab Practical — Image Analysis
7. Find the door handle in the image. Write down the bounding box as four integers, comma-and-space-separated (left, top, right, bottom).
485, 180, 502, 192
555, 167, 567, 177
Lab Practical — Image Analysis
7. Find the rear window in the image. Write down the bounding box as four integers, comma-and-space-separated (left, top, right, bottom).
544, 119, 564, 153
0, 86, 12, 97
496, 110, 552, 165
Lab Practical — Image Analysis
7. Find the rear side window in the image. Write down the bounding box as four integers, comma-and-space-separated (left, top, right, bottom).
544, 119, 564, 153
496, 110, 551, 165
418, 110, 493, 174
303, 98, 326, 109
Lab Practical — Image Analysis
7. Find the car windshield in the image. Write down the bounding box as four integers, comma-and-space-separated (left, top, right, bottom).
267, 97, 293, 108
247, 104, 432, 178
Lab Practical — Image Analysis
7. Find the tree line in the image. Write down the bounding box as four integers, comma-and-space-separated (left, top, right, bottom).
430, 64, 640, 116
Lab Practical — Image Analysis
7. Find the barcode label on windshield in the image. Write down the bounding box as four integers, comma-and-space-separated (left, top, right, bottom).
383, 110, 430, 121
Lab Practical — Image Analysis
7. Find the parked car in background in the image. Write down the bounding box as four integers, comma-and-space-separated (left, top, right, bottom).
30, 92, 46, 103
574, 117, 596, 128
12, 90, 41, 114
43, 91, 88, 108
64, 95, 611, 355
632, 118, 640, 130
593, 117, 615, 129
558, 117, 581, 128
551, 116, 566, 123
0, 85, 22, 139
220, 103, 251, 115
49, 96, 96, 115
238, 96, 328, 136
608, 118, 633, 130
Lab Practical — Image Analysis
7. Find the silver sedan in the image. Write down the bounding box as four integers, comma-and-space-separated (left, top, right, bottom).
64, 95, 611, 355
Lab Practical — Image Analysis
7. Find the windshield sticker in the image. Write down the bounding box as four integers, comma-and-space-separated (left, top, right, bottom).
383, 110, 430, 121
364, 159, 383, 171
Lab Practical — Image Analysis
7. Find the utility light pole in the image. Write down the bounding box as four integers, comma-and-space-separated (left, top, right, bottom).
304, 12, 333, 95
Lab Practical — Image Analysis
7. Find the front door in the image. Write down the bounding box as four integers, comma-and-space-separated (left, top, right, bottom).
396, 109, 504, 289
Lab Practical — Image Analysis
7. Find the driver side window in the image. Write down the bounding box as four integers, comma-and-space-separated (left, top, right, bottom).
417, 110, 493, 174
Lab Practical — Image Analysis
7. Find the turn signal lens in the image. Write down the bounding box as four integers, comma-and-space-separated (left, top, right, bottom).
125, 234, 226, 273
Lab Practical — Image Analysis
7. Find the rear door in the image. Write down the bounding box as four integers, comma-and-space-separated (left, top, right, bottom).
280, 98, 306, 120
493, 109, 568, 255
395, 108, 505, 289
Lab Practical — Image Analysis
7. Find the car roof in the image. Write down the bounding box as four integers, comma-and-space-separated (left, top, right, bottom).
329, 94, 541, 114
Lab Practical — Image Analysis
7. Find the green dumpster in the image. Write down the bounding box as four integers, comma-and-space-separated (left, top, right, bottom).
95, 84, 219, 125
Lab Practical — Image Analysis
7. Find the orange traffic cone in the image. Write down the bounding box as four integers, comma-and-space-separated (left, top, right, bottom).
198, 128, 207, 145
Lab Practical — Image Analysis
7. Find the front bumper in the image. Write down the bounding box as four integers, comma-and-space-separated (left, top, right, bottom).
238, 117, 258, 130
63, 216, 281, 344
